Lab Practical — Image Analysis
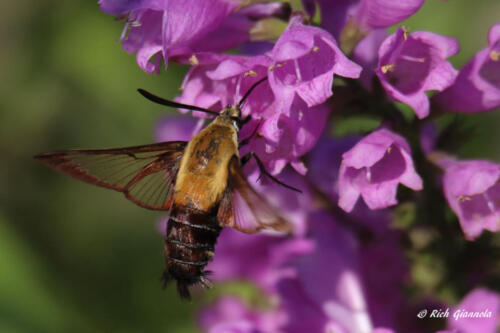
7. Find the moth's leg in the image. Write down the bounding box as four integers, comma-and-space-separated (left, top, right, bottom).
199, 276, 213, 289
241, 115, 252, 126
238, 120, 261, 147
239, 152, 302, 193
240, 153, 252, 166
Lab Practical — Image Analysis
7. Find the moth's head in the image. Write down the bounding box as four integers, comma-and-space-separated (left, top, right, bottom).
220, 104, 241, 119
219, 104, 243, 131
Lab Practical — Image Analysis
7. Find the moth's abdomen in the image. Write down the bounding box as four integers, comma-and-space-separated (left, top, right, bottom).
163, 205, 221, 299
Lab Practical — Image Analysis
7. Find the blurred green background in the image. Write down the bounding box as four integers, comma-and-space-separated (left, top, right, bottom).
1, 0, 499, 332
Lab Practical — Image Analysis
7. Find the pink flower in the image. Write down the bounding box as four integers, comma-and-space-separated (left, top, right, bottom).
207, 229, 313, 293
200, 202, 407, 332
176, 54, 271, 115
175, 44, 343, 175
308, 136, 393, 233
302, 0, 424, 40
338, 128, 423, 212
268, 15, 362, 110
442, 159, 500, 240
281, 212, 372, 333
376, 27, 459, 119
245, 96, 331, 175
352, 29, 388, 90
277, 212, 404, 333
175, 54, 313, 174
433, 23, 500, 113
308, 135, 360, 203
100, 0, 288, 73
308, 135, 395, 233
447, 288, 500, 333
206, 169, 314, 291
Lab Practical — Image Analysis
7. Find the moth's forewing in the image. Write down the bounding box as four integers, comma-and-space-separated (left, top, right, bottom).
35, 141, 187, 210
217, 156, 293, 234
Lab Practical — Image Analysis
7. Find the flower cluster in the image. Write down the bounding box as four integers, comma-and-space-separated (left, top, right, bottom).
100, 1, 500, 332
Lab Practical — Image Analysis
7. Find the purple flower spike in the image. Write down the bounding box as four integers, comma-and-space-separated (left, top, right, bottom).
376, 27, 459, 119
338, 128, 423, 212
442, 160, 500, 240
447, 288, 500, 333
433, 23, 500, 113
268, 15, 362, 109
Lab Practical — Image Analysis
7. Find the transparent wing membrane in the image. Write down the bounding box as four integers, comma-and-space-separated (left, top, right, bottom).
35, 142, 187, 210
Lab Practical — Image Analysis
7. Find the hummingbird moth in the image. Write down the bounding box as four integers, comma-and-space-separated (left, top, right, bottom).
35, 78, 300, 299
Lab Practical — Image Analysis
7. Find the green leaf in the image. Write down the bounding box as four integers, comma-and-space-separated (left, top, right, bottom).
333, 115, 381, 136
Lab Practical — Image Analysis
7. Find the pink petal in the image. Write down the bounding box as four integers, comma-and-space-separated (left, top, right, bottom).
338, 164, 362, 212
356, 0, 425, 29
360, 180, 399, 210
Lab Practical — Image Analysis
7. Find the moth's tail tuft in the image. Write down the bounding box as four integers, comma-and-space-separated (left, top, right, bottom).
162, 269, 213, 300
176, 281, 192, 300
161, 270, 192, 299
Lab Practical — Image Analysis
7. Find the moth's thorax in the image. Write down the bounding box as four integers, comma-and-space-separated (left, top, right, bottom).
173, 118, 239, 211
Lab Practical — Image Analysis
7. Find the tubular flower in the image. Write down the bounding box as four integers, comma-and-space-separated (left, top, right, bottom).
338, 128, 423, 212
446, 289, 500, 333
309, 135, 395, 235
203, 211, 406, 333
99, 0, 290, 73
352, 29, 388, 90
206, 169, 314, 291
442, 159, 500, 240
268, 15, 362, 110
175, 53, 272, 115
245, 95, 331, 175
376, 27, 459, 119
277, 212, 403, 333
301, 0, 424, 40
433, 23, 500, 113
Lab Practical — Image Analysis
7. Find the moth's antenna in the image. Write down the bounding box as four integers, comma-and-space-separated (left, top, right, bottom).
138, 89, 219, 116
238, 77, 268, 108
